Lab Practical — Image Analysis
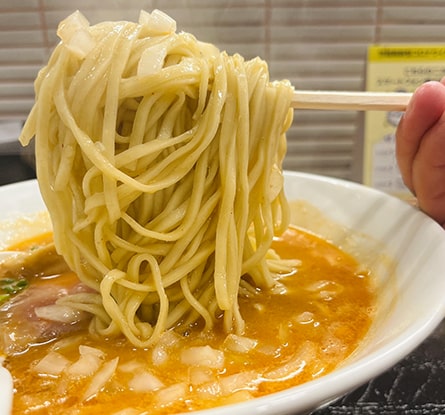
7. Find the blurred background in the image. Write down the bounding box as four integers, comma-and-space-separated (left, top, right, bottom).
2, 0, 445, 186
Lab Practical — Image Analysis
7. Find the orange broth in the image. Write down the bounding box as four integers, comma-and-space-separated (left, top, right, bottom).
2, 226, 375, 414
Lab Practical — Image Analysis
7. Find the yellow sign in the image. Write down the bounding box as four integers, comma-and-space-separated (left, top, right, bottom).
368, 44, 445, 62
363, 44, 445, 198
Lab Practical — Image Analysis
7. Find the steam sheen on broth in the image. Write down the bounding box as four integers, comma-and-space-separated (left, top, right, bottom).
1, 226, 375, 414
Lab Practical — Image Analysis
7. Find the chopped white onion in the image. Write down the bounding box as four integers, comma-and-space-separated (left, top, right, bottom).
57, 10, 89, 40
264, 341, 316, 381
66, 353, 102, 378
223, 334, 258, 354
137, 43, 167, 76
138, 10, 151, 25
278, 321, 292, 343
50, 334, 83, 352
64, 28, 96, 58
264, 356, 305, 381
219, 371, 258, 395
79, 344, 105, 358
156, 383, 187, 407
180, 346, 224, 369
32, 351, 70, 376
128, 371, 164, 392
118, 359, 145, 373
256, 343, 280, 356
138, 9, 176, 35
253, 303, 265, 312
159, 330, 182, 347
196, 380, 221, 398
295, 311, 315, 325
56, 10, 95, 59
321, 334, 347, 356
34, 304, 86, 324
188, 367, 215, 386
196, 372, 257, 399
82, 357, 119, 401
306, 280, 343, 293
269, 280, 287, 295
152, 331, 182, 366
151, 345, 168, 366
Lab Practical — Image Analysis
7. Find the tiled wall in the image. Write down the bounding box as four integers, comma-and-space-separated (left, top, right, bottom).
1, 0, 445, 181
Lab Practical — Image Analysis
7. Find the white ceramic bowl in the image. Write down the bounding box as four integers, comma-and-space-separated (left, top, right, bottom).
1, 172, 445, 415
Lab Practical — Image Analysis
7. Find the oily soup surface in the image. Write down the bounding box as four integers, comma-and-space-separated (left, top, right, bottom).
1, 227, 375, 414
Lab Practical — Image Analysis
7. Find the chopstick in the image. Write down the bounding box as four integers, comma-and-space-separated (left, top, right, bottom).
291, 90, 412, 111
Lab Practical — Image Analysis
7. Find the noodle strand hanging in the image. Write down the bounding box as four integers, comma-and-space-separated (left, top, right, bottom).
19, 9, 295, 347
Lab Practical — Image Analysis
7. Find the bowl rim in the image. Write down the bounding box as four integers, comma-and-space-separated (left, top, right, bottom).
0, 172, 444, 415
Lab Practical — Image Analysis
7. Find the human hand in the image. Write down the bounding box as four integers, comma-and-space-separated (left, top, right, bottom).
395, 79, 445, 228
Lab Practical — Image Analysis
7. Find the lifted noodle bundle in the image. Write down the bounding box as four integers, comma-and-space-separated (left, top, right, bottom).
19, 10, 295, 347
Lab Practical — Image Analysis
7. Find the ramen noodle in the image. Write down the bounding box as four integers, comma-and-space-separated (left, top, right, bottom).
19, 9, 295, 347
